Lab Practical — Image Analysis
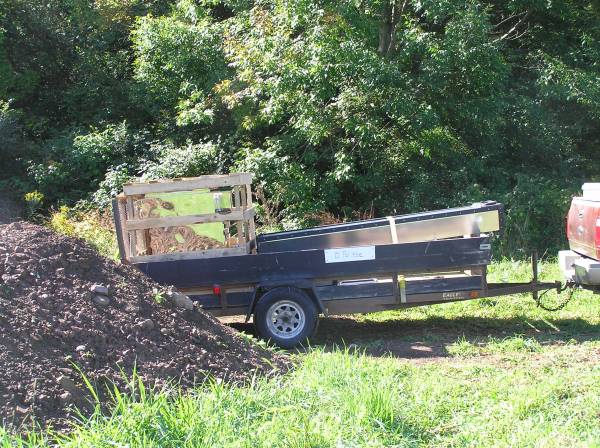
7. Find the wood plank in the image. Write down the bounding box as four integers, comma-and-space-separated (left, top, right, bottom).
112, 198, 130, 261
243, 207, 256, 220
244, 183, 253, 205
245, 184, 257, 247
129, 246, 247, 263
132, 197, 148, 256
123, 173, 253, 195
224, 219, 231, 247
143, 227, 152, 255
125, 197, 136, 257
125, 210, 246, 230
235, 186, 246, 248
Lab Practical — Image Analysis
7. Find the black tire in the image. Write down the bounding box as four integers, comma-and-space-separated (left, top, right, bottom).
254, 287, 319, 349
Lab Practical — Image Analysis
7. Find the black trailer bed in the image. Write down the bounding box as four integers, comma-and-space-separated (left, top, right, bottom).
136, 236, 492, 289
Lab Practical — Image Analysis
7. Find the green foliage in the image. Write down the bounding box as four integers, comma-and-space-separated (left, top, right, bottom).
140, 141, 222, 179
23, 190, 44, 217
91, 164, 133, 209
152, 287, 166, 304
28, 122, 148, 205
3, 0, 600, 257
0, 101, 26, 181
496, 175, 577, 257
90, 139, 223, 208
131, 2, 229, 126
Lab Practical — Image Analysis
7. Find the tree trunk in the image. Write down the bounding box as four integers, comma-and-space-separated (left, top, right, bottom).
378, 1, 393, 55
377, 0, 404, 56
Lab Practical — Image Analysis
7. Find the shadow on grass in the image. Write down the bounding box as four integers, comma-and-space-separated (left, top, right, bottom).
227, 314, 600, 360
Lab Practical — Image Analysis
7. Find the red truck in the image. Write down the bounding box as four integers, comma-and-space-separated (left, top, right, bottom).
561, 183, 600, 287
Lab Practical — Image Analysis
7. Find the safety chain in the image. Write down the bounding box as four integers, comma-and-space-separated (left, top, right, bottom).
534, 283, 576, 312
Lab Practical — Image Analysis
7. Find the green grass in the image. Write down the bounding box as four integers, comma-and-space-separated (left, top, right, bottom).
3, 260, 600, 447
447, 334, 543, 357
3, 347, 600, 447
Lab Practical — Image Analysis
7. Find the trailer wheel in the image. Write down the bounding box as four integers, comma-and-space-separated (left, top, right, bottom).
254, 287, 318, 349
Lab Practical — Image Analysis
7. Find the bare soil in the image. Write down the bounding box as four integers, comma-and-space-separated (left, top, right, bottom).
0, 222, 285, 431
226, 316, 449, 361
227, 312, 600, 363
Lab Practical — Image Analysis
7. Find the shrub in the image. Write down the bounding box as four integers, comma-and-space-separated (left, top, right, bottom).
28, 122, 149, 205
140, 141, 221, 179
0, 101, 26, 180
23, 190, 44, 218
91, 164, 133, 209
77, 140, 222, 210
496, 175, 578, 258
48, 206, 119, 260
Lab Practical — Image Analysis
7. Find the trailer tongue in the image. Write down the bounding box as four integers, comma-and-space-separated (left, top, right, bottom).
113, 174, 562, 348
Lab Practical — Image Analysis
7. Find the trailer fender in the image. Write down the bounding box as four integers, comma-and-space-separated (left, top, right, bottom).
244, 280, 326, 322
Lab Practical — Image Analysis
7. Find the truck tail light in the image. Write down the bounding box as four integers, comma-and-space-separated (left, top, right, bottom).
212, 285, 222, 297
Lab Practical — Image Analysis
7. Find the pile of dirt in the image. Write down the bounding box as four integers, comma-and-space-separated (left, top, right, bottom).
0, 222, 285, 430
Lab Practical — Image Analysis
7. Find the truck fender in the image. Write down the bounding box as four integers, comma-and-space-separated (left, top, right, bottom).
244, 280, 326, 322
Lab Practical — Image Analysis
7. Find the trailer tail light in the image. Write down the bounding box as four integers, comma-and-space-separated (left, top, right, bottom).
212, 285, 222, 297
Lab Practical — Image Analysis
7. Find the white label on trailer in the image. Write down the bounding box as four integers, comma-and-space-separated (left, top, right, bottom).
324, 246, 376, 263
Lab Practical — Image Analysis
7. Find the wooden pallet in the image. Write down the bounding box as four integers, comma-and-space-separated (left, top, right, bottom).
114, 173, 257, 262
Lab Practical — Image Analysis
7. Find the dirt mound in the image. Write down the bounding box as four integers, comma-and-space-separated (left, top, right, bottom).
0, 222, 284, 430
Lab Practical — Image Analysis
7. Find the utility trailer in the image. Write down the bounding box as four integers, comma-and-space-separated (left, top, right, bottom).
113, 174, 560, 348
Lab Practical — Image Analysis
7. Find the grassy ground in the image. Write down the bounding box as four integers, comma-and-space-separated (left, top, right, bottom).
3, 260, 600, 447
